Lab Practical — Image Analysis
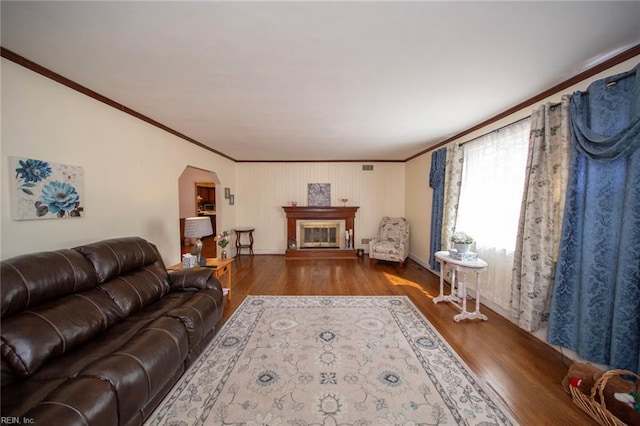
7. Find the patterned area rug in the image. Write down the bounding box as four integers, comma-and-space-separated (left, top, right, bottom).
147, 296, 518, 425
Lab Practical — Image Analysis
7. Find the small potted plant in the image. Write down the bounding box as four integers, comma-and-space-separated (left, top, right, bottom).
215, 230, 230, 259
451, 231, 474, 253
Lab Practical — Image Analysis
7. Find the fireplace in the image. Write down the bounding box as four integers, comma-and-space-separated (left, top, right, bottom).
282, 206, 359, 259
300, 221, 341, 248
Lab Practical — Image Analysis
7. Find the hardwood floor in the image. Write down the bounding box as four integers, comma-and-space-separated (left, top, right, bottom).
220, 255, 595, 425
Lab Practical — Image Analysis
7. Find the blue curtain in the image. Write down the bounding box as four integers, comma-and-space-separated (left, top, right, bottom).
429, 147, 447, 271
548, 64, 640, 374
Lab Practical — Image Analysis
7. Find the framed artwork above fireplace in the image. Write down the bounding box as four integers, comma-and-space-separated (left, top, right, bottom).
307, 183, 330, 206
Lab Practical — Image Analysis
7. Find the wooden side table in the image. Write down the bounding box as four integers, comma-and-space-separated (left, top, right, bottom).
234, 227, 255, 256
433, 251, 488, 322
168, 257, 234, 299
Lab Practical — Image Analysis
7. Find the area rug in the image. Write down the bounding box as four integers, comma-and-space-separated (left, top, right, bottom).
146, 296, 518, 425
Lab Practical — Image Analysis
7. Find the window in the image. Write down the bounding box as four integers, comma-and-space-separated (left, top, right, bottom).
455, 118, 530, 310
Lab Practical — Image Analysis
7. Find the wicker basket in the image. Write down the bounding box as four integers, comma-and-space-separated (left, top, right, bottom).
570, 369, 639, 426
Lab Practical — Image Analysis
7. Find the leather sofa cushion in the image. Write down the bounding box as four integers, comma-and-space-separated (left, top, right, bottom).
100, 262, 171, 317
25, 377, 118, 426
79, 316, 188, 422
1, 249, 97, 318
0, 377, 67, 417
137, 366, 186, 426
166, 288, 223, 348
29, 292, 202, 382
74, 237, 162, 284
1, 288, 122, 377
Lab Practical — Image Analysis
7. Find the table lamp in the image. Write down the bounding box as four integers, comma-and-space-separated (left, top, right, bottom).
184, 216, 213, 264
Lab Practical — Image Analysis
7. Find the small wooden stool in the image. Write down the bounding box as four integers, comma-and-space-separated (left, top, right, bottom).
234, 227, 255, 256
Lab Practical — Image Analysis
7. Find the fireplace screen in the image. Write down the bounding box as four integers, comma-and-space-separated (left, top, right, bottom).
300, 222, 340, 248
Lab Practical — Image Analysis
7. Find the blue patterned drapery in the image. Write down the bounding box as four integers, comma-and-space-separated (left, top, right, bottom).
548, 64, 640, 374
429, 147, 447, 271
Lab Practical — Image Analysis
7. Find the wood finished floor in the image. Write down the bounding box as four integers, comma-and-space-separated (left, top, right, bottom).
220, 255, 595, 426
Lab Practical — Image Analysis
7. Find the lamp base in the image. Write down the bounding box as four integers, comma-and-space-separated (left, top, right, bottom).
194, 238, 203, 264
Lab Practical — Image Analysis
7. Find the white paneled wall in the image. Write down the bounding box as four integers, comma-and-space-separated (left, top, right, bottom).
236, 162, 405, 254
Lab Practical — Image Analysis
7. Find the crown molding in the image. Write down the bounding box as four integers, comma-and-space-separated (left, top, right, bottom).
3, 43, 639, 163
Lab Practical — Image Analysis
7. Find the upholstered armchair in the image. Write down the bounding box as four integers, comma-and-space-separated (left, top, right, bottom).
369, 217, 410, 267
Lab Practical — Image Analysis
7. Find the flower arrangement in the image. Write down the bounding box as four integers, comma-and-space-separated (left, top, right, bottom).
451, 231, 474, 244
216, 230, 230, 248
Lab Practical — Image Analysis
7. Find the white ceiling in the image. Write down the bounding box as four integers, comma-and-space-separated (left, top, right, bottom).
2, 1, 639, 161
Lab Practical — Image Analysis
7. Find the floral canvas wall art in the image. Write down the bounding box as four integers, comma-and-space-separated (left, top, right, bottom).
10, 156, 84, 220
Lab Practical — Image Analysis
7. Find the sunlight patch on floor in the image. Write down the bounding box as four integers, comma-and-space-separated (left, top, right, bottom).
383, 272, 435, 299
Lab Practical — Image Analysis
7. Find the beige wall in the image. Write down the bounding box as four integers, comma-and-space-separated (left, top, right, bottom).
235, 162, 405, 254
3, 54, 637, 268
404, 156, 432, 266
405, 56, 640, 272
0, 59, 236, 264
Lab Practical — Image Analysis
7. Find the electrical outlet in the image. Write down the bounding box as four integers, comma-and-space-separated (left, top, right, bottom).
362, 165, 374, 171
361, 238, 371, 244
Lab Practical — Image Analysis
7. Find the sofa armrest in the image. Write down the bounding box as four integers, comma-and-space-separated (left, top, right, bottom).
169, 268, 221, 291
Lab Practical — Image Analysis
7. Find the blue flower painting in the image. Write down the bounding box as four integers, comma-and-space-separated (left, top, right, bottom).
11, 156, 84, 220
38, 181, 81, 217
15, 159, 52, 185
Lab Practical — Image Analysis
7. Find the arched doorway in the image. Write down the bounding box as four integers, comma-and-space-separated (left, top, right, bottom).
178, 166, 221, 259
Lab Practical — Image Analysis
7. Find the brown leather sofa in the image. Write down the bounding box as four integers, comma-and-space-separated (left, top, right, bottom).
1, 237, 224, 426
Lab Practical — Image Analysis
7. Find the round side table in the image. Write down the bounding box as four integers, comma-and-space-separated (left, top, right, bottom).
234, 227, 255, 256
433, 251, 488, 322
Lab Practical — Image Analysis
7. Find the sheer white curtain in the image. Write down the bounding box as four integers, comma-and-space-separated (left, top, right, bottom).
455, 119, 530, 310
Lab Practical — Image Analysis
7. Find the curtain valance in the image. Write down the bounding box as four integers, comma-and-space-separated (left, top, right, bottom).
571, 64, 640, 160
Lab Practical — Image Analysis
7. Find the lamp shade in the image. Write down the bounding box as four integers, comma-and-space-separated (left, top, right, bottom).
184, 217, 213, 238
